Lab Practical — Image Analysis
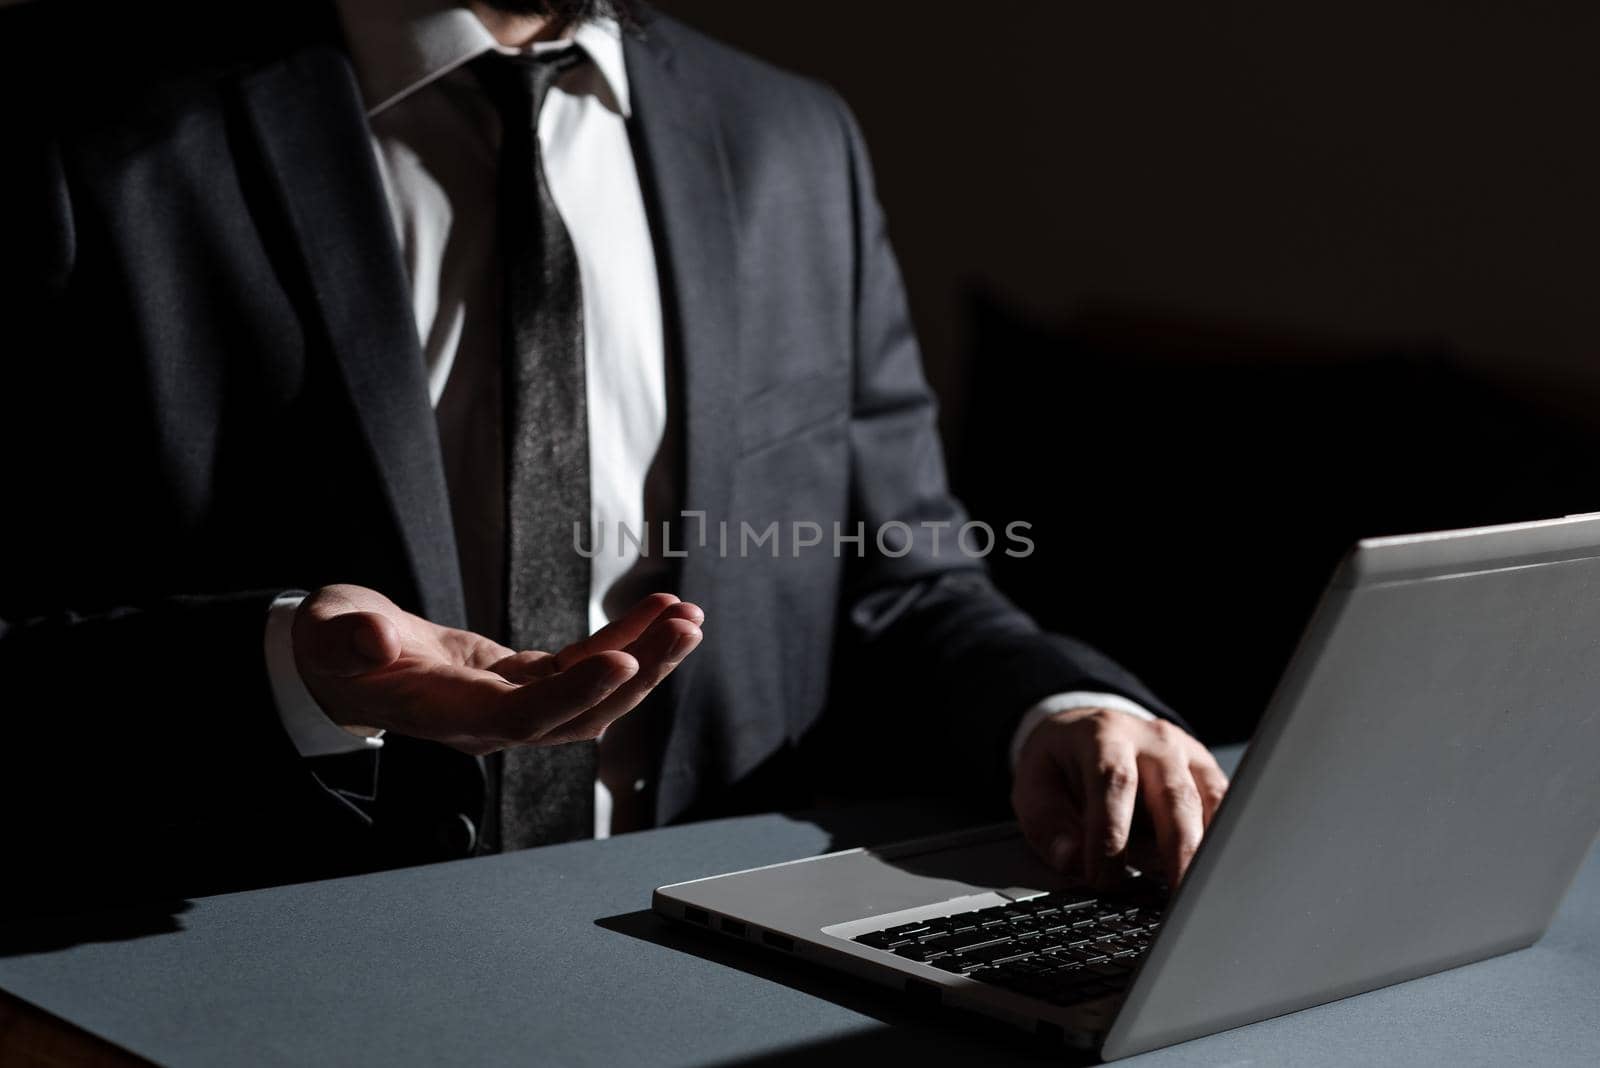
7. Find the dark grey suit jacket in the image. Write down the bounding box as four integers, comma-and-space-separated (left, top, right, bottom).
0, 1, 1173, 902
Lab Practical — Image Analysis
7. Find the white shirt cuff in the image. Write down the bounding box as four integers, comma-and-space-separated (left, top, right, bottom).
265, 592, 386, 758
1008, 691, 1158, 772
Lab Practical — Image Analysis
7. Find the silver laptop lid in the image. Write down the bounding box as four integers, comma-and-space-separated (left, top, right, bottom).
1103, 515, 1600, 1058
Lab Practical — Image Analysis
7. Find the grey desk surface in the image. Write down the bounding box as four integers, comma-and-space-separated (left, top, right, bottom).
2, 746, 1597, 1067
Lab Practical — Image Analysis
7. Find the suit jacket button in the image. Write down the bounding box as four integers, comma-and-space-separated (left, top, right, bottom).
435, 813, 477, 857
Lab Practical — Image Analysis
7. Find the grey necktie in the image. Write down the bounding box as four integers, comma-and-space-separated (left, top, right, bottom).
474, 47, 595, 851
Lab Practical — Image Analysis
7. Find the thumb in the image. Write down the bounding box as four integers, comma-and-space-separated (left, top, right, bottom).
1012, 752, 1087, 879
1027, 807, 1084, 879
1019, 806, 1083, 878
298, 610, 402, 678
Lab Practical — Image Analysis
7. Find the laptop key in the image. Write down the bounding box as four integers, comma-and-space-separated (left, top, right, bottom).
939, 928, 1011, 953
1041, 958, 1086, 975
932, 956, 971, 973
1010, 957, 1055, 974
893, 944, 948, 963
883, 922, 936, 941
853, 932, 898, 950
962, 942, 1036, 967
1051, 945, 1100, 964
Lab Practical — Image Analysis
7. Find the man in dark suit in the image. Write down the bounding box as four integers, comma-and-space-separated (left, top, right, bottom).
0, 0, 1227, 905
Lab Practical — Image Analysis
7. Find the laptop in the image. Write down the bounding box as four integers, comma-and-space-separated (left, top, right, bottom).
654, 515, 1600, 1058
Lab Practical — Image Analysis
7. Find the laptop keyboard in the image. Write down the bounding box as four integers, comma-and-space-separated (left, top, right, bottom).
850, 887, 1165, 1006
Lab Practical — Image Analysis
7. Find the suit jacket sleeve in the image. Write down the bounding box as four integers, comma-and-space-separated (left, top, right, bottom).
829, 97, 1184, 795
0, 126, 373, 906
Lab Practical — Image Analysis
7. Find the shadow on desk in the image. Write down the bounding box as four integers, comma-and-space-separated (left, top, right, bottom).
0, 899, 192, 958
597, 908, 1093, 1068
0, 901, 177, 1068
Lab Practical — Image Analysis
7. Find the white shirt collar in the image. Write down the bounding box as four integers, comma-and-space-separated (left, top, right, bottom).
334, 0, 631, 118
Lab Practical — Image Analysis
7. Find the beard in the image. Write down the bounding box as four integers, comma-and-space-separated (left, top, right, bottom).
477, 0, 635, 26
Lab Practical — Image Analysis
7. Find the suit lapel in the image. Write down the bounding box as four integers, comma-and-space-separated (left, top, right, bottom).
625, 25, 741, 748
238, 44, 467, 628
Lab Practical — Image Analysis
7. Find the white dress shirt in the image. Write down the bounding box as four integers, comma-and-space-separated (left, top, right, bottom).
265, 3, 1153, 839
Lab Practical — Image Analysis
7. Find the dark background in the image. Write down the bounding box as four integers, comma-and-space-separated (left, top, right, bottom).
661, 0, 1600, 743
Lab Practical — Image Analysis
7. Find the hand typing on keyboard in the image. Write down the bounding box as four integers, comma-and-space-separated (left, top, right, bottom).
1011, 708, 1229, 889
